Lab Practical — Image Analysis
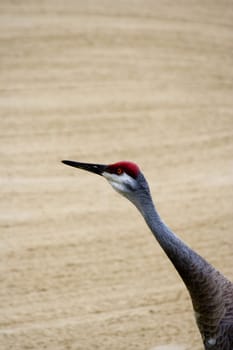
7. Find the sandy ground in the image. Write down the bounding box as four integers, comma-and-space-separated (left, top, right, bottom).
0, 1, 233, 349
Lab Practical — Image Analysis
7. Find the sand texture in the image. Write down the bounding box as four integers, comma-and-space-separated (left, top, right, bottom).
1, 1, 233, 349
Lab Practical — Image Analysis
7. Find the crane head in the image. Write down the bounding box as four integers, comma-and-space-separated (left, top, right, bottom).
62, 160, 140, 194
103, 161, 140, 194
62, 160, 152, 216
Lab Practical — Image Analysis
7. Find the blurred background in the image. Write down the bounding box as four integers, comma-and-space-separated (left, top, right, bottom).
1, 1, 233, 349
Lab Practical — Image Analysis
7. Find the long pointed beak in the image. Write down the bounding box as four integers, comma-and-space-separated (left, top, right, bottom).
62, 160, 107, 176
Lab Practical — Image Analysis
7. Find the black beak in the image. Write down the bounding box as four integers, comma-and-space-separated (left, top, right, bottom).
62, 160, 107, 176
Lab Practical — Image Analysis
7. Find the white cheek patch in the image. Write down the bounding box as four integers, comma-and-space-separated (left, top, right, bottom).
110, 181, 127, 193
103, 172, 136, 193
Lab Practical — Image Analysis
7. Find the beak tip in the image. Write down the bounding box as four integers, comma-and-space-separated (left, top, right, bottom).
62, 160, 74, 167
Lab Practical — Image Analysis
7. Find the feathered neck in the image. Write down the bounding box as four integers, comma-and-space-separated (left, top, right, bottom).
128, 177, 227, 343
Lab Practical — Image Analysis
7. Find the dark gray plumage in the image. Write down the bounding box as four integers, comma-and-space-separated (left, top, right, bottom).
62, 160, 233, 349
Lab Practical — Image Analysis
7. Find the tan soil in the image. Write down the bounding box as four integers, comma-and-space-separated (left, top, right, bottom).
0, 1, 233, 349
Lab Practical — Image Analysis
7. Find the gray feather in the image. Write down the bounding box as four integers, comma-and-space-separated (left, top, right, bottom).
127, 172, 233, 349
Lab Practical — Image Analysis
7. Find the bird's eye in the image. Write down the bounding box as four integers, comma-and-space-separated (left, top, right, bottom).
116, 167, 123, 175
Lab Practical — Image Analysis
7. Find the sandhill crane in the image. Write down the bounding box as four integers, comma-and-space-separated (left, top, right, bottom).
62, 160, 233, 349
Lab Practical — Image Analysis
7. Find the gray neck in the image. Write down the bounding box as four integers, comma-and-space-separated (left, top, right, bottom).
128, 185, 226, 325
136, 193, 200, 276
